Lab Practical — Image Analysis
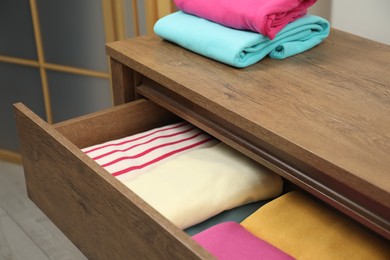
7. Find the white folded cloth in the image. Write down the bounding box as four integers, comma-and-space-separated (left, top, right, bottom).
123, 142, 283, 229
82, 122, 218, 181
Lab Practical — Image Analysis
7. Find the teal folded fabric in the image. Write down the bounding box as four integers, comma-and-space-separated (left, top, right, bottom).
184, 200, 269, 236
154, 11, 330, 68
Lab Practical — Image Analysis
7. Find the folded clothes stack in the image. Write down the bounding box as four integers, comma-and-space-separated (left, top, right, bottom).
82, 122, 218, 182
193, 192, 390, 260
154, 0, 330, 68
83, 123, 388, 259
192, 222, 294, 260
173, 0, 318, 40
82, 122, 283, 229
240, 191, 390, 260
123, 141, 283, 229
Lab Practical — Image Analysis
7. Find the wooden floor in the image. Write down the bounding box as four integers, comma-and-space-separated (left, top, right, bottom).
0, 160, 86, 260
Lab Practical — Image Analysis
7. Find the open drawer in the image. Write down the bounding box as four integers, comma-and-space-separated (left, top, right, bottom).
14, 95, 390, 260
14, 99, 213, 259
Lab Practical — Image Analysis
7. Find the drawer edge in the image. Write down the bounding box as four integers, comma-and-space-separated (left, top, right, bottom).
13, 102, 212, 259
53, 99, 179, 149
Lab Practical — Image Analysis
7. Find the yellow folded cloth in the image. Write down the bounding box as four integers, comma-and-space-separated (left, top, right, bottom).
241, 191, 390, 260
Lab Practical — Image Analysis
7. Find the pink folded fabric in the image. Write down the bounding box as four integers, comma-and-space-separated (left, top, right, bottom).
193, 222, 294, 260
174, 0, 317, 39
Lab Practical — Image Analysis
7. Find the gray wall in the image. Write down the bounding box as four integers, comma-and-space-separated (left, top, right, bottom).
309, 0, 390, 44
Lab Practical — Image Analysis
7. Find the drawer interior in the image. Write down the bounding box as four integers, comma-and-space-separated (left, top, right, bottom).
53, 99, 180, 149
14, 100, 213, 259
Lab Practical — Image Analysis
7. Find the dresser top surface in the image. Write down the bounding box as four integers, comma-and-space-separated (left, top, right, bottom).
106, 29, 390, 206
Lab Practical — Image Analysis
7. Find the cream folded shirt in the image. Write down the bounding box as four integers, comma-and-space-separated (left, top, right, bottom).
123, 142, 283, 229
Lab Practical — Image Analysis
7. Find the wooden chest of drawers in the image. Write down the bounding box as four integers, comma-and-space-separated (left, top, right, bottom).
15, 29, 390, 258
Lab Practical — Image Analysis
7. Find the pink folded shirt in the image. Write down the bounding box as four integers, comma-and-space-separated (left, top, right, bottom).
174, 0, 317, 39
193, 222, 294, 260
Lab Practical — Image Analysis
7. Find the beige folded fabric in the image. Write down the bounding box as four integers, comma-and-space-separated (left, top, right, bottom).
123, 142, 283, 229
241, 191, 390, 260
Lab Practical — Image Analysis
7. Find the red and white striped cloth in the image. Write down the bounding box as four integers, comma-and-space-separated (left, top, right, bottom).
82, 122, 219, 181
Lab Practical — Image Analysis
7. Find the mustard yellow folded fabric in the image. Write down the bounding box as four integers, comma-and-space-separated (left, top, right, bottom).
241, 191, 390, 260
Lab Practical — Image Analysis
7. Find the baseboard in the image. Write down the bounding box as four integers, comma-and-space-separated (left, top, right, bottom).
0, 149, 22, 164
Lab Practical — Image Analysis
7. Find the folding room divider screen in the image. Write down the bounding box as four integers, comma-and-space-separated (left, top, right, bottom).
0, 0, 175, 163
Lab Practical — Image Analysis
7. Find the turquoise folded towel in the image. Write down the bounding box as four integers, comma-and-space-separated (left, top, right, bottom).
184, 200, 269, 236
154, 11, 330, 68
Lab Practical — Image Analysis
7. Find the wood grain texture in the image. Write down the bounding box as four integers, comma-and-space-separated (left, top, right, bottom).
110, 57, 138, 105
106, 31, 390, 238
53, 99, 179, 148
14, 102, 212, 259
137, 80, 389, 239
